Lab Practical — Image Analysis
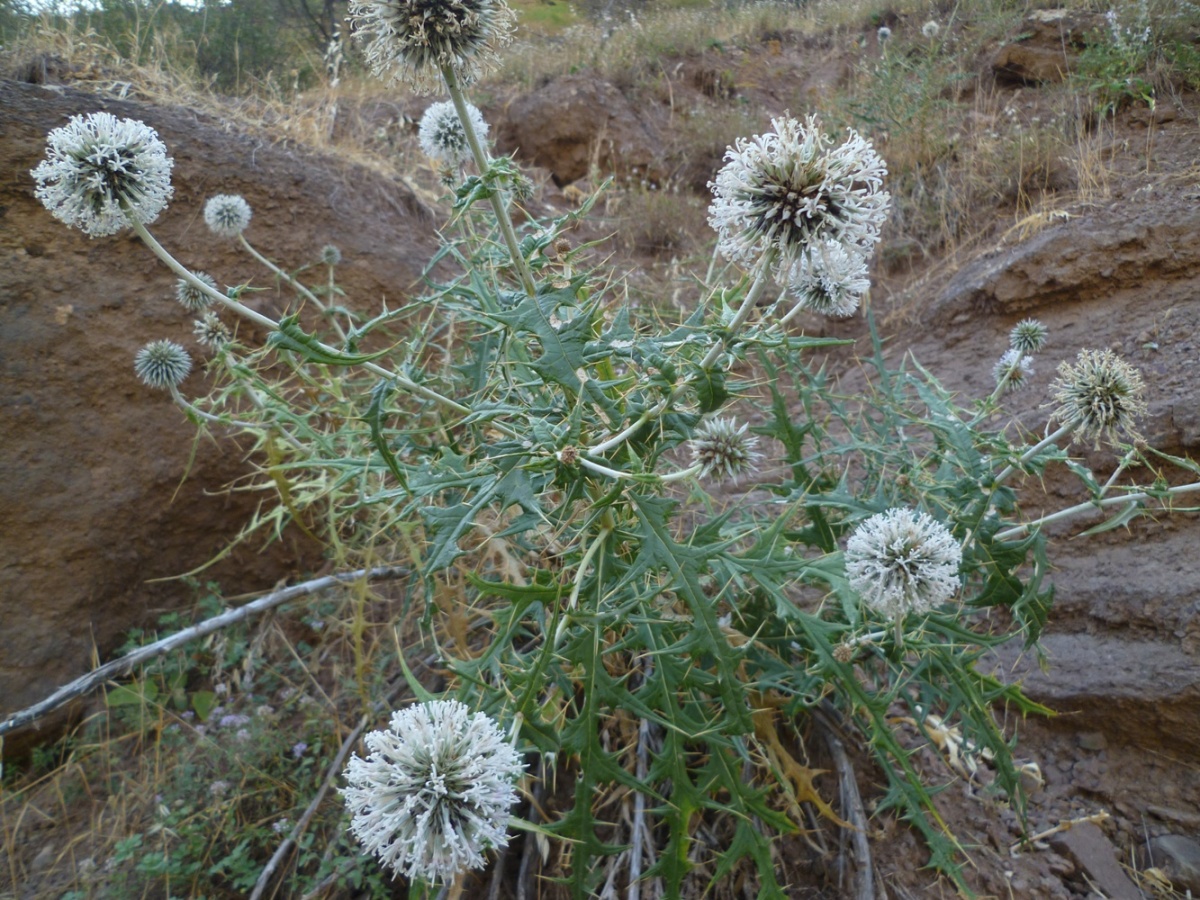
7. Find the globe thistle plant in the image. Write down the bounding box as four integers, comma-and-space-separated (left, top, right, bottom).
320, 244, 342, 266
134, 340, 192, 389
419, 100, 488, 165
1009, 318, 1048, 354
1049, 349, 1148, 447
193, 312, 232, 349
707, 115, 889, 281
845, 508, 962, 619
203, 194, 252, 238
921, 20, 940, 38
349, 0, 517, 93
992, 348, 1034, 392
340, 699, 524, 882
175, 271, 218, 312
690, 418, 761, 483
785, 241, 870, 318
31, 112, 174, 238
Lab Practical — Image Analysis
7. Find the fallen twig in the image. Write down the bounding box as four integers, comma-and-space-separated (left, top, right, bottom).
517, 760, 546, 900
813, 704, 875, 900
1009, 811, 1111, 855
0, 566, 408, 737
249, 711, 373, 900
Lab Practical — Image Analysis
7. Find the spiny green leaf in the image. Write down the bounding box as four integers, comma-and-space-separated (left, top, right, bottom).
267, 316, 392, 366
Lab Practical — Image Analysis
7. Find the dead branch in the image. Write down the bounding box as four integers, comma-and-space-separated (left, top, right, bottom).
813, 705, 875, 900
0, 565, 408, 737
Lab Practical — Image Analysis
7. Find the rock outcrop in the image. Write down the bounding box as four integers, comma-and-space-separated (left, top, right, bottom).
0, 79, 438, 755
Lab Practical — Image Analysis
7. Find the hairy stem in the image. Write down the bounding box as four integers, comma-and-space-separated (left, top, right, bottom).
442, 64, 537, 297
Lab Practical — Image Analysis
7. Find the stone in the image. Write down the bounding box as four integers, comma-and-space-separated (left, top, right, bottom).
492, 75, 661, 186
1150, 834, 1200, 894
1077, 732, 1107, 751
0, 80, 438, 757
1048, 822, 1140, 900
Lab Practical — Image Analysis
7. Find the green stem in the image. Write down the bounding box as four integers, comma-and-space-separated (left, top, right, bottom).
442, 64, 537, 298
994, 481, 1200, 542
992, 422, 1075, 486
132, 220, 486, 424
568, 527, 611, 610
586, 252, 778, 457
239, 235, 347, 342
698, 247, 777, 371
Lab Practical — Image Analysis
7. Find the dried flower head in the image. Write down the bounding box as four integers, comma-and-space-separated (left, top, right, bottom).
877, 26, 892, 42
708, 114, 889, 280
1009, 318, 1048, 354
786, 241, 870, 318
349, 0, 517, 94
921, 20, 940, 38
176, 271, 218, 312
134, 339, 192, 389
845, 508, 962, 619
203, 194, 252, 238
992, 348, 1034, 392
32, 112, 174, 238
320, 244, 342, 266
340, 699, 523, 882
419, 100, 488, 164
1049, 348, 1148, 447
193, 312, 232, 349
690, 418, 761, 483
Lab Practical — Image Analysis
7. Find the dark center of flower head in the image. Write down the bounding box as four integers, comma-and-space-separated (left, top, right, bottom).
403, 0, 490, 52
744, 162, 846, 251
77, 143, 143, 210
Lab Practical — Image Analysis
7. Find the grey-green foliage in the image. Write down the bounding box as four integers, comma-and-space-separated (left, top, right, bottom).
164, 157, 1187, 894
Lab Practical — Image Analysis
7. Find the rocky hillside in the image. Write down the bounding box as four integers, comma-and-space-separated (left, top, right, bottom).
2, 4, 1200, 895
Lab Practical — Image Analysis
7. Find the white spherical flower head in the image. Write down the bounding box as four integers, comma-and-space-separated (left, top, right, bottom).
690, 418, 761, 483
32, 112, 174, 238
349, 0, 517, 94
1009, 318, 1048, 354
992, 348, 1034, 392
708, 115, 890, 281
320, 244, 342, 266
193, 312, 232, 349
419, 100, 488, 164
1049, 348, 1148, 448
203, 194, 252, 238
922, 20, 940, 38
176, 271, 218, 312
341, 699, 524, 882
786, 241, 870, 318
877, 26, 892, 43
134, 340, 192, 389
845, 508, 962, 619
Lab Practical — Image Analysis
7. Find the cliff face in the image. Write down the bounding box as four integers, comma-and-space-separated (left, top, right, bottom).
0, 79, 437, 755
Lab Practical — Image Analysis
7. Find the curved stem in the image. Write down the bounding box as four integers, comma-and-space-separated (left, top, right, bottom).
568, 526, 611, 609
169, 383, 262, 431
586, 252, 778, 458
442, 64, 537, 298
992, 422, 1075, 486
239, 235, 348, 342
994, 481, 1200, 542
131, 220, 487, 425
698, 247, 777, 371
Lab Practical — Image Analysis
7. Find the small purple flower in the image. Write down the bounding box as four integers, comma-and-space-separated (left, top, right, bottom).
292, 742, 309, 759
218, 713, 252, 729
